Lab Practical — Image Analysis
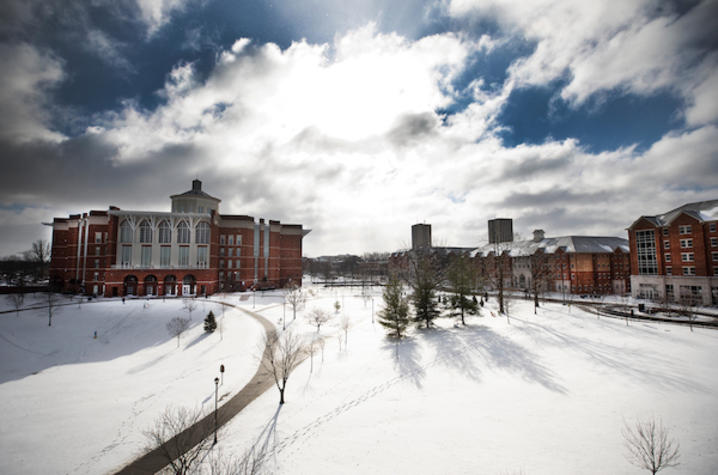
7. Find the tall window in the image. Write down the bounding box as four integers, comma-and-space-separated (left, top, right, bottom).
141, 246, 152, 267
236, 235, 242, 245
95, 232, 102, 243
679, 225, 692, 234
228, 235, 234, 245
197, 247, 208, 268
139, 220, 152, 243
177, 222, 190, 244
120, 221, 132, 243
121, 245, 132, 266
665, 253, 671, 262
681, 252, 694, 262
636, 229, 657, 275
159, 221, 171, 244
712, 238, 718, 247
680, 238, 693, 248
160, 246, 171, 267
178, 247, 189, 266
663, 240, 670, 249
220, 235, 226, 245
196, 222, 210, 244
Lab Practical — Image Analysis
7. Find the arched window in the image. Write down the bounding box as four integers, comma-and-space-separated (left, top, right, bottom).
177, 221, 190, 244
120, 220, 132, 243
139, 220, 152, 243
158, 220, 171, 244
196, 221, 210, 244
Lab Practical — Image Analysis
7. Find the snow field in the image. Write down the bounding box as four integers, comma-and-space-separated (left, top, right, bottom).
208, 286, 718, 475
0, 296, 264, 474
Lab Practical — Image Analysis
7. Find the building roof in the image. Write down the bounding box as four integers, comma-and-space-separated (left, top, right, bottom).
169, 179, 221, 202
628, 199, 718, 229
470, 235, 629, 258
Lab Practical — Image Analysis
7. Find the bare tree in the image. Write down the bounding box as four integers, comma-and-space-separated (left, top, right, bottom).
622, 417, 680, 475
167, 317, 191, 347
529, 251, 552, 314
7, 291, 24, 317
261, 331, 304, 404
46, 292, 58, 326
24, 240, 51, 282
305, 308, 331, 333
284, 283, 306, 322
183, 298, 198, 320
144, 406, 214, 475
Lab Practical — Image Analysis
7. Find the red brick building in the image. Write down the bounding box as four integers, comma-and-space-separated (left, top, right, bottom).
48, 180, 309, 297
471, 231, 631, 296
627, 199, 718, 305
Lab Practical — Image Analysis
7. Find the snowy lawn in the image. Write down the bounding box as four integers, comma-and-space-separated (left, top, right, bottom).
0, 296, 264, 475
208, 286, 718, 475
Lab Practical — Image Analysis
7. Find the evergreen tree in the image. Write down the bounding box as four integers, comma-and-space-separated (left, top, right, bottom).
378, 275, 410, 338
446, 254, 479, 325
203, 310, 217, 333
410, 256, 440, 329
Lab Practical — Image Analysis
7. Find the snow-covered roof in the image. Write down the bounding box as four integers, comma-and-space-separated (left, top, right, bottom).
470, 235, 629, 258
629, 199, 718, 229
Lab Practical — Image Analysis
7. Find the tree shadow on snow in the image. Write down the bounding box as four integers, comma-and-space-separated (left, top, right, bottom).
381, 336, 426, 389
510, 316, 708, 393
424, 324, 568, 394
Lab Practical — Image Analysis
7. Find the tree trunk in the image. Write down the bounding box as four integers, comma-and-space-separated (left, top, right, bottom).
279, 387, 285, 404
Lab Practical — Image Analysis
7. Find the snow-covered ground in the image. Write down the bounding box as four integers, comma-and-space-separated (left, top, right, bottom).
0, 296, 264, 474
209, 286, 718, 475
1, 285, 717, 474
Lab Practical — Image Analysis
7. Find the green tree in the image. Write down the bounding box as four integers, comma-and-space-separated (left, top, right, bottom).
378, 275, 410, 338
410, 256, 440, 329
446, 254, 478, 325
203, 310, 217, 333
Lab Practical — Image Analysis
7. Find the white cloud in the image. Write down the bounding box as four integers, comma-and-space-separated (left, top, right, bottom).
0, 43, 65, 143
448, 0, 718, 124
86, 29, 134, 73
135, 0, 194, 36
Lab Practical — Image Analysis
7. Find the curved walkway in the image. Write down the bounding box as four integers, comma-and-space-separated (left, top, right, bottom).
115, 303, 277, 474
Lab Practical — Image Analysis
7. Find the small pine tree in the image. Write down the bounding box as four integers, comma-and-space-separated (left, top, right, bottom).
378, 275, 410, 338
446, 254, 479, 325
410, 257, 440, 329
204, 311, 217, 333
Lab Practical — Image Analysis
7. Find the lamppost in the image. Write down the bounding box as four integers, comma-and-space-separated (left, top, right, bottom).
213, 377, 219, 445
252, 289, 256, 309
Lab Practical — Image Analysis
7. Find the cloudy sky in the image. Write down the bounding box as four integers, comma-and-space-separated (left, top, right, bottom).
1, 0, 717, 257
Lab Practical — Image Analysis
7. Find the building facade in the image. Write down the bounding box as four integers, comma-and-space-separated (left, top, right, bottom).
472, 233, 631, 296
48, 180, 309, 297
411, 224, 432, 250
488, 218, 514, 244
627, 200, 718, 305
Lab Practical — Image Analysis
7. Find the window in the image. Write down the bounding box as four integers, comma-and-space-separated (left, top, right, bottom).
196, 222, 210, 244
228, 235, 234, 245
220, 259, 225, 268
95, 246, 101, 256
228, 248, 233, 257
711, 238, 718, 248
141, 246, 151, 267
636, 229, 658, 275
664, 240, 670, 249
139, 220, 152, 243
94, 259, 100, 268
178, 246, 189, 266
198, 206, 204, 213
93, 272, 99, 282
235, 258, 240, 269
710, 223, 717, 232
219, 271, 224, 281
121, 245, 132, 266
177, 222, 190, 244
679, 225, 691, 234
665, 253, 671, 262
120, 221, 132, 243
681, 252, 694, 262
680, 238, 693, 248
236, 235, 242, 245
220, 235, 226, 245
712, 252, 718, 262
665, 284, 674, 301
662, 228, 669, 236
197, 246, 208, 268
666, 267, 672, 275
159, 221, 171, 244
227, 259, 232, 269
95, 232, 102, 243
160, 246, 171, 267
683, 266, 696, 276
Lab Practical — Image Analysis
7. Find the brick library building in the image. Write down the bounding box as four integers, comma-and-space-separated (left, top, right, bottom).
628, 199, 718, 306
48, 180, 309, 297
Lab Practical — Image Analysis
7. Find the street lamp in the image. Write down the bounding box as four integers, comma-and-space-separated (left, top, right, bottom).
213, 377, 219, 445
